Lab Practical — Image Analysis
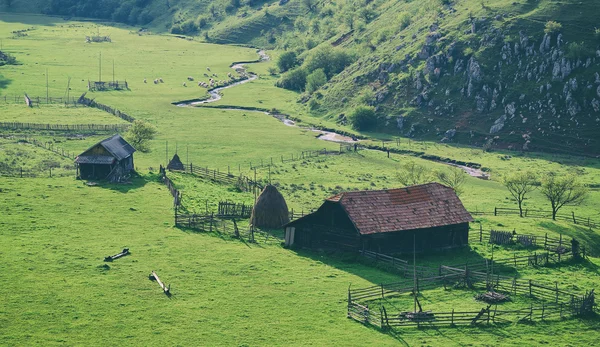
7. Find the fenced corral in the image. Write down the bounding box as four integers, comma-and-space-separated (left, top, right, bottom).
347, 265, 596, 329
0, 122, 129, 133
173, 162, 257, 192
87, 80, 128, 91
492, 207, 599, 229
77, 94, 136, 123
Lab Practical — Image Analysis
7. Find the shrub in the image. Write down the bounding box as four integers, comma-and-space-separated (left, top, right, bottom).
303, 46, 353, 78
398, 12, 411, 29
195, 15, 208, 29
305, 68, 327, 94
565, 41, 592, 59
180, 19, 198, 34
276, 67, 307, 91
277, 51, 298, 72
544, 21, 562, 34
349, 106, 377, 130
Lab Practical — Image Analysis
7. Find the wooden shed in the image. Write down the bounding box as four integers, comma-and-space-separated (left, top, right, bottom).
283, 183, 473, 253
75, 134, 136, 182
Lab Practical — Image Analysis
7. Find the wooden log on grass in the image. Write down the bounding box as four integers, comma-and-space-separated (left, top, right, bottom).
149, 270, 171, 295
104, 248, 130, 262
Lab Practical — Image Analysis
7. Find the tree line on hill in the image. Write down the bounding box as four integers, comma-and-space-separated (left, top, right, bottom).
41, 0, 157, 25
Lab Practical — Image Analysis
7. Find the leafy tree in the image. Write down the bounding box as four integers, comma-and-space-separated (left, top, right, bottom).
305, 68, 327, 94
544, 20, 562, 34
540, 174, 587, 220
503, 171, 537, 217
302, 0, 317, 12
397, 161, 429, 186
434, 166, 467, 196
277, 51, 298, 72
349, 105, 376, 130
303, 46, 353, 78
276, 67, 307, 91
125, 120, 157, 152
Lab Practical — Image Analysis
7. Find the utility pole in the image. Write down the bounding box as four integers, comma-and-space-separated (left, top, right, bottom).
46, 68, 49, 103
99, 52, 102, 82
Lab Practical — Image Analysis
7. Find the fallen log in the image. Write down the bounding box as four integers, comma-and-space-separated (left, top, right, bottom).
149, 270, 171, 295
104, 248, 130, 262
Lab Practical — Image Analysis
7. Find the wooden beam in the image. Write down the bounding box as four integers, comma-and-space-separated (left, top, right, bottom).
149, 271, 171, 295
104, 248, 130, 262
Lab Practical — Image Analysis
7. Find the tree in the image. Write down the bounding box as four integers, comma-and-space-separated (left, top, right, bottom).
434, 166, 467, 196
540, 174, 587, 220
305, 68, 327, 94
303, 46, 353, 78
503, 171, 537, 217
397, 161, 429, 186
544, 20, 562, 34
125, 120, 157, 152
277, 51, 298, 73
276, 67, 307, 91
349, 106, 376, 130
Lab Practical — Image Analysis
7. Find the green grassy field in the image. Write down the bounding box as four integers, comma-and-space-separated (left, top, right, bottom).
0, 103, 130, 125
1, 13, 600, 346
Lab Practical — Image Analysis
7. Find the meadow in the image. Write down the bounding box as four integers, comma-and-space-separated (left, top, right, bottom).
1, 13, 600, 346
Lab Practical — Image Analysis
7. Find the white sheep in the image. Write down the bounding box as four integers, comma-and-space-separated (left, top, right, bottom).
206, 67, 211, 71
183, 82, 187, 87
144, 78, 147, 83
187, 76, 194, 81
153, 79, 158, 84
159, 78, 164, 83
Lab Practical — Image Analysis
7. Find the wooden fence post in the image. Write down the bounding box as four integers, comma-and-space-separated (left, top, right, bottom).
555, 282, 559, 303
381, 284, 384, 299
529, 280, 532, 297
572, 211, 576, 224
479, 224, 483, 242
494, 207, 497, 216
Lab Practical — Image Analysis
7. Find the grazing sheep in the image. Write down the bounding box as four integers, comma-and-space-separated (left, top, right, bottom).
227, 72, 232, 78
206, 67, 211, 71
212, 73, 217, 77
183, 82, 187, 87
159, 78, 164, 83
187, 76, 194, 81
144, 78, 147, 83
154, 79, 158, 84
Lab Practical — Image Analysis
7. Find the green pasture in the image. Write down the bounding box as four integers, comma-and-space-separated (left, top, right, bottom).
1, 13, 600, 346
0, 103, 130, 125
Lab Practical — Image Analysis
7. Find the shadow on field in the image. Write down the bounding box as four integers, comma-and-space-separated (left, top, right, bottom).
538, 221, 600, 256
96, 176, 148, 193
0, 75, 11, 93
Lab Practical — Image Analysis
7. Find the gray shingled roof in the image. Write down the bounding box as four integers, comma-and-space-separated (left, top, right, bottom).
77, 134, 136, 162
99, 134, 136, 160
75, 155, 116, 164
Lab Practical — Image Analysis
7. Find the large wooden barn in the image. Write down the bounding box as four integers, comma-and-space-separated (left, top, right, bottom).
283, 183, 473, 253
75, 134, 136, 182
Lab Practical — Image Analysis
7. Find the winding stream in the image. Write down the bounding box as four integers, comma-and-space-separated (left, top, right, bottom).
172, 49, 487, 177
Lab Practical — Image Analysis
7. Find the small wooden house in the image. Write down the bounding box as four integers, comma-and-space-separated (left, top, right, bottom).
284, 183, 473, 253
75, 134, 136, 182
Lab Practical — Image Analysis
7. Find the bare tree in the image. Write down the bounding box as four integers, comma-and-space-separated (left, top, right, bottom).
397, 161, 429, 186
503, 171, 537, 217
434, 166, 467, 196
540, 174, 587, 220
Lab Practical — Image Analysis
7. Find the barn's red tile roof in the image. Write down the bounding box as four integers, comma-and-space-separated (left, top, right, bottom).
329, 183, 473, 235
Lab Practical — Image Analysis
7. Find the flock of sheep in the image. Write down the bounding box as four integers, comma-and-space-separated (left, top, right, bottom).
143, 67, 237, 89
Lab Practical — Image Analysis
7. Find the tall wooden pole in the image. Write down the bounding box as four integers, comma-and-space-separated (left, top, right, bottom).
413, 232, 417, 313
45, 69, 49, 104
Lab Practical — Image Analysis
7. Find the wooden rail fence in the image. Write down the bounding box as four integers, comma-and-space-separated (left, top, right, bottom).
0, 122, 129, 132
492, 207, 598, 229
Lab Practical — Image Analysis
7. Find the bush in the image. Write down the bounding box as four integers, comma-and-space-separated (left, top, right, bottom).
277, 51, 298, 72
305, 68, 327, 94
276, 67, 307, 91
180, 19, 198, 34
349, 106, 377, 130
565, 41, 592, 59
195, 15, 208, 29
544, 21, 562, 34
303, 46, 353, 78
398, 12, 411, 29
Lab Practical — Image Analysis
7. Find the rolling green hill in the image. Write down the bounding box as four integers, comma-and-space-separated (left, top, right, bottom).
2, 0, 599, 154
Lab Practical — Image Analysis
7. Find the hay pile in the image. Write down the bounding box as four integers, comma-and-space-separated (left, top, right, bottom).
251, 185, 290, 228
167, 154, 185, 171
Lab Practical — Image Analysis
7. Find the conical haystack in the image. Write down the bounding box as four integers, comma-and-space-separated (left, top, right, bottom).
167, 153, 185, 171
251, 185, 290, 228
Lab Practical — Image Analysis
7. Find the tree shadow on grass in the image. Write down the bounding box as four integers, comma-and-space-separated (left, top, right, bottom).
91, 175, 148, 193
0, 74, 12, 93
538, 221, 600, 256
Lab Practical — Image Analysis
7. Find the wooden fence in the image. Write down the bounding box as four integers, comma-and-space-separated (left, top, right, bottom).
178, 163, 257, 192
348, 266, 596, 329
217, 201, 252, 219
77, 94, 136, 123
0, 122, 129, 133
493, 207, 598, 229
0, 165, 75, 178
1, 94, 79, 105
160, 166, 181, 208
249, 146, 354, 170
470, 227, 578, 256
